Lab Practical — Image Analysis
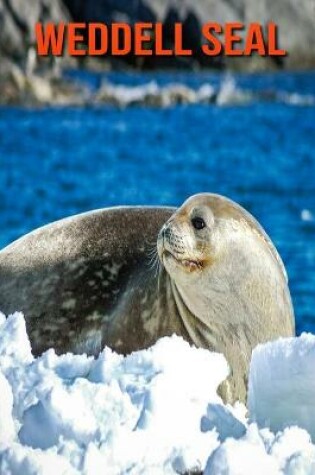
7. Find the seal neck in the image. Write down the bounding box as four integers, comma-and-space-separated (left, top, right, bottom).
169, 278, 219, 350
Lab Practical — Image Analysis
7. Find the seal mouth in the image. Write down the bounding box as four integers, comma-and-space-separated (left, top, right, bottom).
163, 250, 203, 271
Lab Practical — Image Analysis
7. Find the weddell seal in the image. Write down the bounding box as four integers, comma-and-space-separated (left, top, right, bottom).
0, 193, 294, 402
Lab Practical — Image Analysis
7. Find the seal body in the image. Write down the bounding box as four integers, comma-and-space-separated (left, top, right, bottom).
0, 195, 295, 402
0, 207, 178, 355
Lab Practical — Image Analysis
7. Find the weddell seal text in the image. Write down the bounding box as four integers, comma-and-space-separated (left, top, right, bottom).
35, 22, 287, 58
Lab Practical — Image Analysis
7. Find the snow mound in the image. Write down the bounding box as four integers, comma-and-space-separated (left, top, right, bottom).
0, 312, 315, 474
249, 333, 315, 439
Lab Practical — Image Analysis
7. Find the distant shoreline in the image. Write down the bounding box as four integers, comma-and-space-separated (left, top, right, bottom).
0, 65, 314, 108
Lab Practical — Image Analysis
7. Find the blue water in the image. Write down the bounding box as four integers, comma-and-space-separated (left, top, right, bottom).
0, 70, 314, 335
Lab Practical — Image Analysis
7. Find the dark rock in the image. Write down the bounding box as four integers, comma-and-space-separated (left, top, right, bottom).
63, 0, 315, 70
65, 0, 156, 24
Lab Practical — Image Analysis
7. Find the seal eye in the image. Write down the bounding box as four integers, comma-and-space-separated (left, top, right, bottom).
192, 217, 206, 230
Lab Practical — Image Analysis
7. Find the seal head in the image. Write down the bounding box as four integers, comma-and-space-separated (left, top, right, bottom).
158, 195, 216, 280
157, 193, 295, 401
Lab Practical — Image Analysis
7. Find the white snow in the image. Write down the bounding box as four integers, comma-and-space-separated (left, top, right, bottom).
96, 80, 217, 107
93, 78, 315, 108
1, 312, 315, 474
248, 333, 315, 439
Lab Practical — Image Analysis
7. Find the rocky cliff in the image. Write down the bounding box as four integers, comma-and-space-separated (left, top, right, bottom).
0, 0, 314, 75
0, 0, 69, 69
63, 0, 315, 69
0, 0, 76, 104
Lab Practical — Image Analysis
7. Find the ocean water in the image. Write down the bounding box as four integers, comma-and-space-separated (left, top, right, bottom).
0, 70, 314, 334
